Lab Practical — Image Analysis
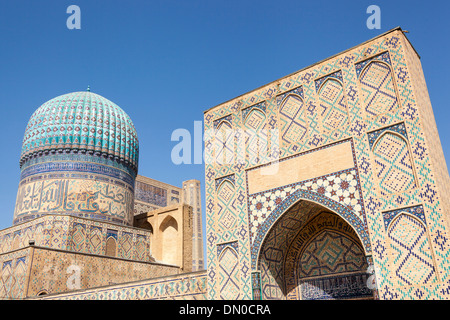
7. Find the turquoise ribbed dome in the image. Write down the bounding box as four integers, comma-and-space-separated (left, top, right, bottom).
20, 91, 139, 173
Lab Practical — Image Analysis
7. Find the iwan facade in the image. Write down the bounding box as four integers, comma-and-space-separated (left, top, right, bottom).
1, 27, 449, 300
203, 27, 450, 300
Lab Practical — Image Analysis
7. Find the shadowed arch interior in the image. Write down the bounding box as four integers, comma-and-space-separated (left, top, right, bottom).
257, 200, 372, 300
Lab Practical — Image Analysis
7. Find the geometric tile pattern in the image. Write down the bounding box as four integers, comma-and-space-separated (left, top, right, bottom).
387, 213, 437, 287
0, 214, 153, 262
0, 250, 29, 299
256, 207, 373, 300
214, 117, 234, 166
356, 52, 399, 120
20, 91, 139, 175
36, 271, 207, 300
217, 242, 240, 300
19, 246, 182, 299
315, 71, 349, 140
216, 179, 237, 233
281, 211, 371, 300
382, 204, 426, 231
371, 131, 417, 196
247, 167, 365, 247
243, 105, 268, 166
277, 86, 308, 147
297, 230, 367, 278
135, 180, 167, 207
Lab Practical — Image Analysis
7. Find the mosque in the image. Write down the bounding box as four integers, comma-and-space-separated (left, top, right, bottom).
1, 27, 450, 300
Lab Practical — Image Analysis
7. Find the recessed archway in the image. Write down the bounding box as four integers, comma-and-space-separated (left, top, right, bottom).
159, 215, 178, 265
257, 199, 374, 300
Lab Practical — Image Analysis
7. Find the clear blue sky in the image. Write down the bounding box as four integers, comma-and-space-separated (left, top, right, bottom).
0, 0, 449, 233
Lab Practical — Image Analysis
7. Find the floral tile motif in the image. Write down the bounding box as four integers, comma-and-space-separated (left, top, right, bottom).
247, 168, 365, 247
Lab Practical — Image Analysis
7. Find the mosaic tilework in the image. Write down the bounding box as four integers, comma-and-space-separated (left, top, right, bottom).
217, 242, 240, 299
251, 271, 262, 300
370, 128, 417, 196
133, 201, 159, 215
135, 180, 167, 207
247, 167, 365, 248
246, 140, 371, 270
20, 152, 137, 179
0, 248, 30, 299
36, 271, 207, 300
25, 247, 179, 298
386, 210, 437, 287
315, 71, 350, 141
0, 215, 153, 262
356, 52, 400, 121
14, 167, 135, 226
204, 28, 450, 300
382, 204, 426, 230
296, 230, 367, 278
20, 91, 139, 174
243, 103, 268, 167
20, 160, 135, 186
277, 86, 308, 147
216, 178, 237, 233
213, 116, 235, 166
258, 210, 371, 300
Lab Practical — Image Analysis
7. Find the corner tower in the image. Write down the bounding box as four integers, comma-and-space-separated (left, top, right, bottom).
14, 90, 139, 226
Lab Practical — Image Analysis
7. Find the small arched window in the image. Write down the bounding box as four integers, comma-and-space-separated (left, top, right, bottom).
105, 237, 117, 257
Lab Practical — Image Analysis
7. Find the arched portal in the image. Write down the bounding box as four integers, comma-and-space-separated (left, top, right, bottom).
159, 215, 179, 265
257, 199, 374, 300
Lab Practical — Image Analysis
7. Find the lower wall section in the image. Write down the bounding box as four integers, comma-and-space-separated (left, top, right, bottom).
34, 270, 207, 300
0, 247, 31, 299
0, 246, 181, 299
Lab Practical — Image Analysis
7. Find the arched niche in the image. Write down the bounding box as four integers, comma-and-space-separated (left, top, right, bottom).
159, 215, 179, 265
386, 212, 437, 287
256, 199, 373, 300
317, 78, 349, 138
371, 131, 417, 196
105, 237, 117, 257
358, 60, 399, 118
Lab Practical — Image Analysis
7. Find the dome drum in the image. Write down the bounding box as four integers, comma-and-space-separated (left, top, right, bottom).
19, 147, 138, 178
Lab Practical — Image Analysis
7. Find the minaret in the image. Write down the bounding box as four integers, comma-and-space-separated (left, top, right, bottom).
182, 179, 204, 270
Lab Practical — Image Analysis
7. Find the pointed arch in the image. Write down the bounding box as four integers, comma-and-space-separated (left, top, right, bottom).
371, 131, 417, 195
214, 120, 234, 166
243, 108, 267, 166
159, 215, 179, 265
317, 78, 349, 138
387, 213, 437, 286
359, 60, 399, 118
278, 92, 307, 146
216, 179, 237, 232
256, 201, 372, 300
252, 187, 371, 271
218, 245, 240, 300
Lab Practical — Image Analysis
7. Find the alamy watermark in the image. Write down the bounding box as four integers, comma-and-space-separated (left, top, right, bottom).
366, 5, 381, 30
170, 121, 280, 175
67, 5, 81, 30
